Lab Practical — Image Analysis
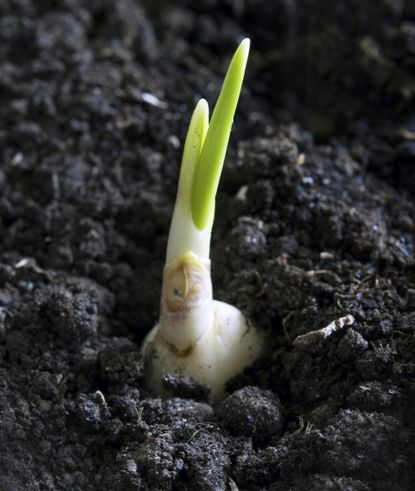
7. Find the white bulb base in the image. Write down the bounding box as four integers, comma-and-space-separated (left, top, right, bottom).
141, 299, 262, 401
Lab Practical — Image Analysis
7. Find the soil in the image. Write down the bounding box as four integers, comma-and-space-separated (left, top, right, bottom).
0, 1, 414, 490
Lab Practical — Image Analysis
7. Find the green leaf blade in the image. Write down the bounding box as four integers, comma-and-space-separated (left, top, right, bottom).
191, 38, 250, 230
177, 98, 209, 201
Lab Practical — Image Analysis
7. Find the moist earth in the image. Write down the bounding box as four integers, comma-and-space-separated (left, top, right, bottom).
0, 1, 414, 490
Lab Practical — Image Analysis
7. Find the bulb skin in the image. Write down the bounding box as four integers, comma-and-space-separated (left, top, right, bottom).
159, 252, 213, 352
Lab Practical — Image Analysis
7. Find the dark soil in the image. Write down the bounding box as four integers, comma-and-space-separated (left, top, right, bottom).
1, 1, 414, 490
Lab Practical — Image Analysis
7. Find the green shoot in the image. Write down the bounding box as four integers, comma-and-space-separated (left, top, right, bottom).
165, 38, 250, 263
191, 38, 250, 230
176, 99, 209, 208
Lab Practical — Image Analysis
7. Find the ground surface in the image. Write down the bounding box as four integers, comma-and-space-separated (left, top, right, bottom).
0, 1, 414, 490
